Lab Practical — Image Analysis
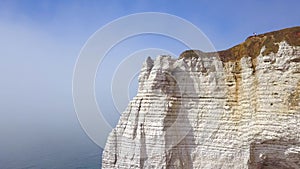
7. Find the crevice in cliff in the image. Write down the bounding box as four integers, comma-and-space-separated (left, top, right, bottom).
287, 81, 300, 110
140, 123, 147, 169
248, 140, 300, 169
133, 98, 143, 139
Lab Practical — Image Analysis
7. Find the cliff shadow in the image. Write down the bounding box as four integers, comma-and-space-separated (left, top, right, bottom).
163, 67, 196, 169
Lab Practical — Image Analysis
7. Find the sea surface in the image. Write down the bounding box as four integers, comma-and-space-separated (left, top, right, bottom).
0, 122, 103, 169
0, 139, 102, 169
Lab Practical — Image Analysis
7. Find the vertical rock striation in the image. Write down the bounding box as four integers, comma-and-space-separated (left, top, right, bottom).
102, 27, 300, 169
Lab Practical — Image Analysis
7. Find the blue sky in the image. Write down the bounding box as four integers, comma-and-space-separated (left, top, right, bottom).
1, 0, 300, 49
0, 0, 299, 168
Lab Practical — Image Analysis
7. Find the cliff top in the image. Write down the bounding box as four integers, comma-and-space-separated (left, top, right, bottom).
179, 26, 300, 62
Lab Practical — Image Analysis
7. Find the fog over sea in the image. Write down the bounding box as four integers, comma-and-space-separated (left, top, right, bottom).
0, 111, 103, 169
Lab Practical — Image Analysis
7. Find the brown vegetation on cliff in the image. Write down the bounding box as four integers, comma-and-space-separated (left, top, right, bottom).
179, 26, 300, 62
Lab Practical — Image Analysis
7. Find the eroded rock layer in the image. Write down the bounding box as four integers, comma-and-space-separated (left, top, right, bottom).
102, 27, 300, 169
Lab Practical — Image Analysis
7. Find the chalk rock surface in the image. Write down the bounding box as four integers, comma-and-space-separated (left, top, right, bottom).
102, 27, 300, 169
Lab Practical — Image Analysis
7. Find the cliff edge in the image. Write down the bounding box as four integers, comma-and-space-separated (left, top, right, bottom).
102, 27, 300, 169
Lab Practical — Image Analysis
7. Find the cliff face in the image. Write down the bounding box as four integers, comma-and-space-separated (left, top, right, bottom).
102, 27, 300, 169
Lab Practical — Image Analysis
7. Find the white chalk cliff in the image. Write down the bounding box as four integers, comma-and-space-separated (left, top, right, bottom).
102, 27, 300, 169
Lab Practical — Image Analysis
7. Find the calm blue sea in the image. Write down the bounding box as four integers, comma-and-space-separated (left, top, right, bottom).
0, 140, 102, 169
0, 125, 103, 169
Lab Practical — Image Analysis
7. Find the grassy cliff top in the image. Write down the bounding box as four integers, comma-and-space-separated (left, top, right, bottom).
179, 26, 300, 62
